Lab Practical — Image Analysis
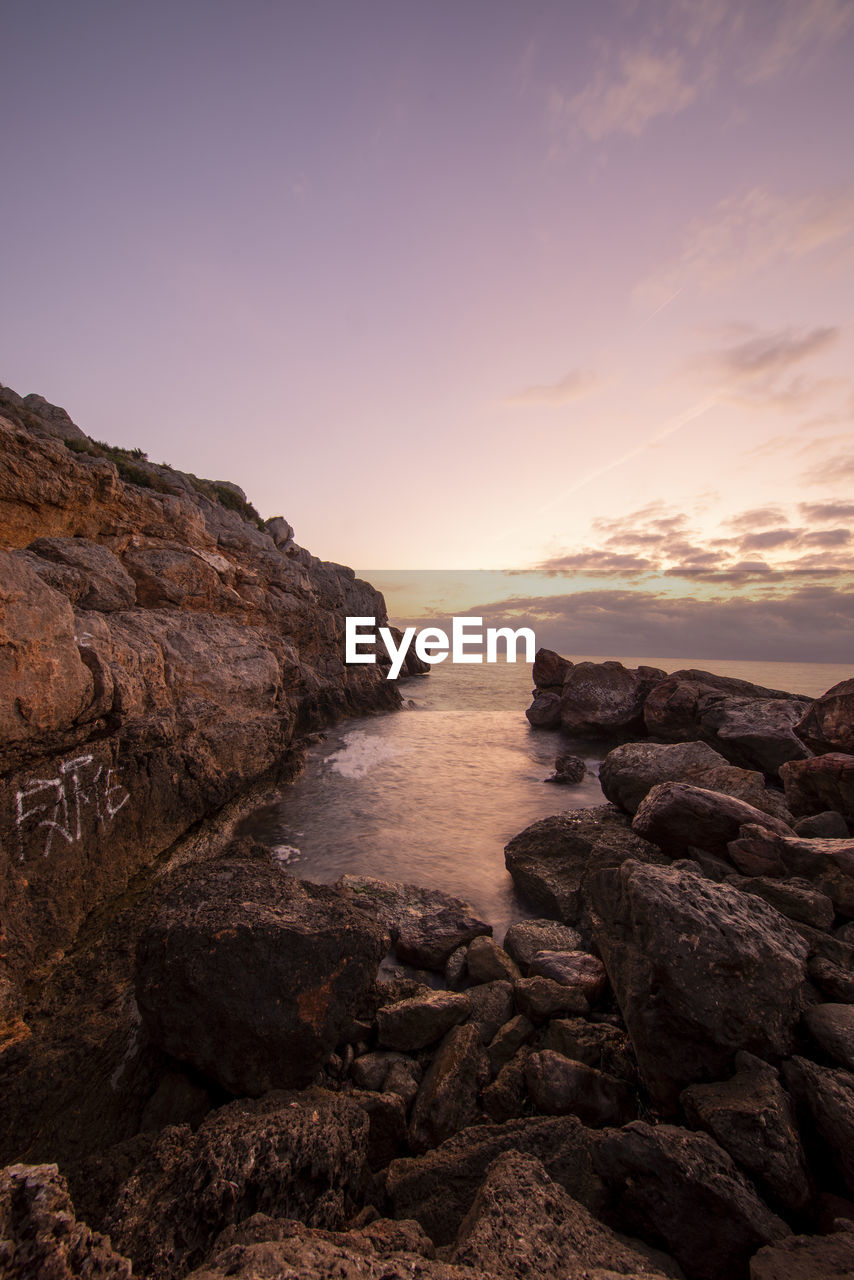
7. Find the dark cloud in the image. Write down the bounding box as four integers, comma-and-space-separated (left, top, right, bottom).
799, 501, 854, 521
738, 528, 802, 550
533, 550, 651, 575
800, 528, 851, 548
726, 506, 788, 530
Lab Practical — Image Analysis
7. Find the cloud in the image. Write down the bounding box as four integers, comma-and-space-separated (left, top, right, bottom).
553, 48, 697, 141
800, 528, 852, 547
806, 452, 854, 484
716, 326, 839, 377
503, 369, 600, 408
533, 550, 652, 575
747, 0, 854, 83
726, 506, 788, 530
693, 324, 842, 413
738, 528, 803, 550
799, 501, 854, 521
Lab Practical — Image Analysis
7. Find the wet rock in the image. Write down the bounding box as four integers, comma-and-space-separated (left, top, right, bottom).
529, 950, 608, 1002
502, 919, 583, 971
482, 1049, 531, 1123
643, 669, 807, 755
749, 1223, 854, 1279
803, 1004, 854, 1071
465, 981, 514, 1045
592, 1121, 790, 1280
485, 1014, 535, 1074
780, 754, 854, 824
783, 1057, 854, 1196
531, 647, 572, 689
556, 660, 666, 737
444, 945, 468, 988
525, 1051, 636, 1126
450, 1150, 672, 1279
0, 1162, 133, 1279
337, 875, 492, 969
632, 782, 793, 857
465, 937, 520, 984
542, 1018, 636, 1082
729, 875, 836, 930
377, 990, 472, 1052
384, 1114, 606, 1245
408, 1025, 489, 1153
795, 679, 854, 755
525, 690, 561, 728
795, 810, 850, 838
135, 854, 388, 1095
698, 696, 813, 776
680, 1053, 812, 1216
546, 752, 586, 784
588, 859, 808, 1111
727, 827, 854, 917
513, 976, 589, 1021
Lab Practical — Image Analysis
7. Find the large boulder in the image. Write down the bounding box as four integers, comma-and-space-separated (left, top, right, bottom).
531, 647, 572, 689
336, 875, 491, 969
749, 1226, 854, 1280
377, 991, 472, 1052
555, 661, 666, 737
727, 827, 854, 917
803, 1004, 854, 1071
783, 1057, 854, 1197
795, 679, 854, 755
588, 860, 809, 1111
408, 1025, 489, 1154
135, 852, 389, 1095
524, 1051, 636, 1126
698, 697, 813, 776
643, 670, 806, 746
502, 919, 583, 971
780, 754, 854, 824
632, 782, 793, 857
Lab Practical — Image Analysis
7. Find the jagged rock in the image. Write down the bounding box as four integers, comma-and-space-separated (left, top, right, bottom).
795, 679, 854, 755
445, 945, 468, 988
546, 753, 587, 785
465, 981, 514, 1045
680, 1053, 812, 1216
698, 696, 813, 776
264, 515, 294, 548
749, 1224, 854, 1279
352, 1051, 410, 1092
589, 859, 809, 1111
383, 1059, 423, 1111
377, 990, 472, 1052
104, 1089, 373, 1279
633, 782, 793, 857
0, 1162, 133, 1279
529, 950, 608, 1002
804, 1004, 854, 1071
555, 661, 666, 737
26, 536, 137, 611
336, 875, 491, 969
482, 1050, 531, 1122
485, 1014, 535, 1074
408, 1025, 489, 1153
592, 1121, 790, 1280
809, 957, 854, 1003
513, 976, 589, 1021
384, 1115, 606, 1245
794, 810, 850, 838
353, 1089, 409, 1169
525, 690, 561, 728
449, 1150, 672, 1279
531, 648, 572, 689
727, 826, 854, 917
502, 919, 583, 971
542, 1018, 636, 1083
783, 1057, 854, 1196
600, 740, 793, 822
780, 754, 854, 824
525, 1051, 636, 1126
465, 937, 520, 984
135, 852, 388, 1095
729, 875, 836, 930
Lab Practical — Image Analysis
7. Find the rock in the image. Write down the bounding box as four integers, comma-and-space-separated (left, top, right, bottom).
780, 754, 854, 824
104, 1089, 373, 1279
408, 1025, 489, 1153
531, 648, 572, 689
513, 976, 589, 1021
600, 740, 793, 822
502, 919, 583, 971
135, 853, 388, 1095
749, 1224, 854, 1279
837, 921, 854, 945
465, 937, 520, 984
795, 810, 850, 838
729, 876, 836, 930
384, 1114, 606, 1245
698, 696, 813, 776
525, 1051, 636, 1126
588, 859, 809, 1111
0, 1162, 133, 1279
556, 660, 666, 737
795, 679, 854, 755
264, 515, 294, 548
504, 805, 661, 924
485, 1014, 535, 1074
680, 1053, 812, 1216
592, 1121, 790, 1280
383, 1059, 423, 1111
783, 1057, 854, 1196
336, 875, 492, 969
632, 782, 793, 857
445, 945, 468, 988
377, 991, 472, 1052
482, 1050, 531, 1123
727, 827, 854, 917
529, 950, 608, 1002
803, 1004, 854, 1071
542, 1018, 636, 1082
27, 536, 138, 611
809, 957, 854, 1003
465, 981, 514, 1045
525, 690, 562, 728
546, 753, 586, 785
450, 1150, 673, 1279
352, 1089, 409, 1169
352, 1051, 409, 1092
643, 669, 807, 753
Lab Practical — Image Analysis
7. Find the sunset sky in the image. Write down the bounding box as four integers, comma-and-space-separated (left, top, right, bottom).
2, 1, 853, 658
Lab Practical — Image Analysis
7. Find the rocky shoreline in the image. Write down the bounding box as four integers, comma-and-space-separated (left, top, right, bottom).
2, 388, 854, 1278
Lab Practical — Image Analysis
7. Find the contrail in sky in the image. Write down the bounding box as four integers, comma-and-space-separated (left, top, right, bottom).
642, 286, 683, 324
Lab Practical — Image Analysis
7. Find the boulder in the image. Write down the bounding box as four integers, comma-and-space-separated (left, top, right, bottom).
809, 957, 854, 1003
783, 1057, 854, 1196
481, 1050, 531, 1123
525, 690, 561, 728
524, 1051, 636, 1126
384, 1059, 423, 1111
632, 781, 793, 857
528, 950, 608, 1002
336, 875, 491, 969
803, 1004, 854, 1071
643, 670, 806, 749
588, 860, 809, 1111
749, 1224, 854, 1279
592, 1121, 790, 1280
512, 976, 589, 1021
795, 679, 854, 755
485, 1014, 535, 1075
465, 981, 514, 1045
465, 937, 520, 984
408, 1025, 489, 1154
352, 1050, 410, 1092
546, 753, 586, 785
531, 647, 572, 689
542, 1018, 636, 1083
727, 827, 854, 917
135, 854, 388, 1095
698, 697, 812, 776
556, 661, 666, 737
729, 875, 836, 931
680, 1053, 812, 1216
794, 810, 850, 838
780, 755, 854, 824
502, 919, 583, 972
377, 991, 472, 1052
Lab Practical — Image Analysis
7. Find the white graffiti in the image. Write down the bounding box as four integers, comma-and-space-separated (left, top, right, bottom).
15, 753, 130, 860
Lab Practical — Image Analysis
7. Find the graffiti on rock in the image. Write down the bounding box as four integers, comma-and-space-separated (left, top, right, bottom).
14, 753, 129, 860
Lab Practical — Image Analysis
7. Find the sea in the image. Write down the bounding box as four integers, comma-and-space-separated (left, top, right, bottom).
241, 656, 851, 944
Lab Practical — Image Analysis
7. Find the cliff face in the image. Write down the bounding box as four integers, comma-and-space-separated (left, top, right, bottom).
0, 384, 399, 1006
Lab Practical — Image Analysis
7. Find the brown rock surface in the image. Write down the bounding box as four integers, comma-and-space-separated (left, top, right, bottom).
727, 826, 854, 917
633, 781, 793, 856
795, 679, 854, 755
780, 754, 854, 824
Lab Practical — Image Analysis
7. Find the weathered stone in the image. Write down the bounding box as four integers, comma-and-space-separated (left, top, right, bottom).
546, 752, 587, 785
352, 1051, 409, 1092
525, 690, 561, 728
643, 669, 807, 753
135, 853, 389, 1095
542, 1018, 636, 1083
781, 754, 854, 824
680, 1053, 812, 1216
589, 859, 809, 1111
383, 1059, 423, 1111
529, 950, 608, 1002
795, 810, 850, 838
592, 1121, 790, 1280
352, 1089, 409, 1170
336, 875, 491, 969
556, 660, 666, 737
531, 647, 572, 690
729, 875, 836, 930
481, 1050, 531, 1123
795, 679, 854, 755
809, 957, 854, 1003
525, 1051, 636, 1126
783, 1057, 854, 1196
377, 990, 472, 1052
27, 536, 137, 611
444, 945, 468, 988
749, 1224, 854, 1280
803, 1004, 854, 1071
502, 919, 583, 971
699, 696, 812, 776
513, 976, 589, 1021
408, 1025, 489, 1154
633, 781, 793, 857
465, 981, 514, 1045
465, 937, 520, 984
727, 826, 854, 917
485, 1014, 535, 1075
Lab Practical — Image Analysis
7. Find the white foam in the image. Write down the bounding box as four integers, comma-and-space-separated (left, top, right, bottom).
327, 730, 407, 778
271, 843, 300, 864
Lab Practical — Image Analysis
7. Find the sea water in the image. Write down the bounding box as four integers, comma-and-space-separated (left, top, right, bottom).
241, 656, 851, 941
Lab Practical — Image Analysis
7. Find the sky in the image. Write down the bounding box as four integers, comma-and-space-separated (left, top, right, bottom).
2, 0, 853, 660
